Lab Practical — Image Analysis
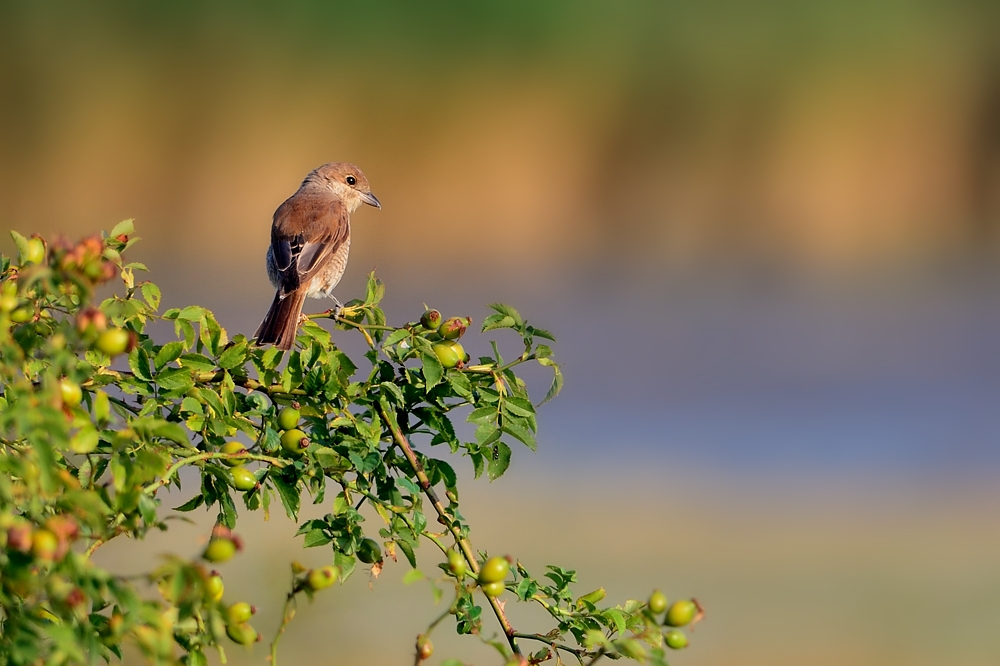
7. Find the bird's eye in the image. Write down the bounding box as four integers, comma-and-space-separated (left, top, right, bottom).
346, 175, 357, 186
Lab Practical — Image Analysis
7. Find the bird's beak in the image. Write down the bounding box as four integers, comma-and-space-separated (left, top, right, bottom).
360, 192, 381, 209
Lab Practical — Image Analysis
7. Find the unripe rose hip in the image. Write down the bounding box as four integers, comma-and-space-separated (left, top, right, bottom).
280, 428, 309, 455
420, 309, 442, 331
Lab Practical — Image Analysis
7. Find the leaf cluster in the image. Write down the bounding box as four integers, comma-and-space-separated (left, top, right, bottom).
0, 224, 698, 666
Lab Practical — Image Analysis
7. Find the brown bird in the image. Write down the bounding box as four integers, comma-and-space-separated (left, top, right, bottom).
254, 162, 380, 350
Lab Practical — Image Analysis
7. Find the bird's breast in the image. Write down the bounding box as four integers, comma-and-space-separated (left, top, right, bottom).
305, 236, 351, 299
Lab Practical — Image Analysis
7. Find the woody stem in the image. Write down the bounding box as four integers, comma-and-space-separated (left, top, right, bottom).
378, 403, 522, 658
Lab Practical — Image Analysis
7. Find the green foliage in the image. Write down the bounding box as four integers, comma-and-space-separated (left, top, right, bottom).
0, 224, 701, 665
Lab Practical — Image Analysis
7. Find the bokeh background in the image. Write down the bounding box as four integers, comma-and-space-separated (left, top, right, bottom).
3, 2, 1000, 664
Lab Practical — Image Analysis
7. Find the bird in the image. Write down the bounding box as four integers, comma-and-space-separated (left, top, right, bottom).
254, 162, 380, 350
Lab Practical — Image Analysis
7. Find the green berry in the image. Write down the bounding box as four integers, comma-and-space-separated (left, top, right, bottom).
226, 601, 254, 625
432, 342, 461, 369
664, 599, 697, 627
31, 528, 59, 562
9, 307, 31, 323
280, 428, 309, 455
481, 581, 505, 598
277, 406, 301, 431
664, 629, 688, 649
478, 556, 510, 585
226, 622, 258, 645
0, 295, 17, 312
420, 309, 442, 330
202, 538, 237, 563
59, 378, 83, 408
230, 466, 256, 491
206, 573, 224, 603
95, 328, 130, 356
447, 549, 467, 579
648, 589, 667, 615
439, 316, 470, 340
220, 441, 248, 467
24, 238, 45, 265
357, 538, 382, 564
306, 565, 339, 591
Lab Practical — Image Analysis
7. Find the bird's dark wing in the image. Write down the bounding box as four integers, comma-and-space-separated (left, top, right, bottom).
270, 193, 350, 296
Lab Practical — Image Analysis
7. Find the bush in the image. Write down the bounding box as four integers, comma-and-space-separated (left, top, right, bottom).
0, 221, 701, 665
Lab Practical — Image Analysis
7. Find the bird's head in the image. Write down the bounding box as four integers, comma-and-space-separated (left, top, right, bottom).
308, 162, 381, 213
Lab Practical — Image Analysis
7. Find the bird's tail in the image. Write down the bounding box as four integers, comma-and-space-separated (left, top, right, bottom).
254, 291, 306, 351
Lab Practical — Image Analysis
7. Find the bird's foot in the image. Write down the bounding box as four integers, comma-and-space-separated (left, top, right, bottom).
327, 297, 344, 319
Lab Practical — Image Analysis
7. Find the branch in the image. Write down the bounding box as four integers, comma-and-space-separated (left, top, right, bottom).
378, 403, 522, 657
142, 451, 289, 495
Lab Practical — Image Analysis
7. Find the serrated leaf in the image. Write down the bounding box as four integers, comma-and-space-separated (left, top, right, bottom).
128, 347, 153, 381
155, 368, 195, 392
383, 328, 410, 347
486, 441, 511, 480
154, 341, 184, 370
303, 529, 332, 548
110, 219, 135, 238
467, 406, 497, 425
217, 342, 248, 370
272, 475, 301, 520
178, 353, 216, 372
539, 362, 563, 406
488, 303, 523, 326
503, 422, 536, 451
174, 494, 204, 512
503, 396, 535, 417
482, 313, 517, 332
176, 305, 207, 322
420, 351, 443, 391
603, 608, 627, 635
140, 282, 161, 310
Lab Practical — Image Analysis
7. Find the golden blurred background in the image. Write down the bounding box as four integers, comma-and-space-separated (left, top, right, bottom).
3, 2, 1000, 665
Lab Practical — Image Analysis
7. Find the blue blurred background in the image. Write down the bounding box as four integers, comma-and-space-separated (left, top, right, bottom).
3, 2, 1000, 664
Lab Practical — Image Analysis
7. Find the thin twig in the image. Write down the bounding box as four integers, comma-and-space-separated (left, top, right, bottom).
142, 451, 288, 495
378, 403, 522, 657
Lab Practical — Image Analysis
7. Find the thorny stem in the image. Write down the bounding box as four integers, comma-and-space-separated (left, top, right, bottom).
378, 402, 522, 658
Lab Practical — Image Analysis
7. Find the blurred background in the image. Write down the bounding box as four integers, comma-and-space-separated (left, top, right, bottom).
3, 1, 1000, 664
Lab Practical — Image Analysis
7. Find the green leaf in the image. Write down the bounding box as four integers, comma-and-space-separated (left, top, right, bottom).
482, 314, 517, 332
603, 608, 627, 635
503, 422, 536, 451
176, 305, 207, 322
9, 230, 30, 259
155, 368, 195, 392
467, 406, 497, 425
503, 396, 535, 417
488, 303, 523, 327
217, 341, 248, 370
486, 441, 511, 480
402, 569, 425, 584
383, 328, 410, 347
420, 351, 443, 391
154, 341, 184, 370
110, 219, 135, 238
539, 361, 563, 406
174, 494, 204, 512
128, 347, 153, 382
272, 474, 301, 520
303, 529, 332, 548
178, 353, 216, 372
141, 282, 161, 310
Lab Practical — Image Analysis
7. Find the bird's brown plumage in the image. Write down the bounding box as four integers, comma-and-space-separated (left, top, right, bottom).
255, 162, 380, 350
